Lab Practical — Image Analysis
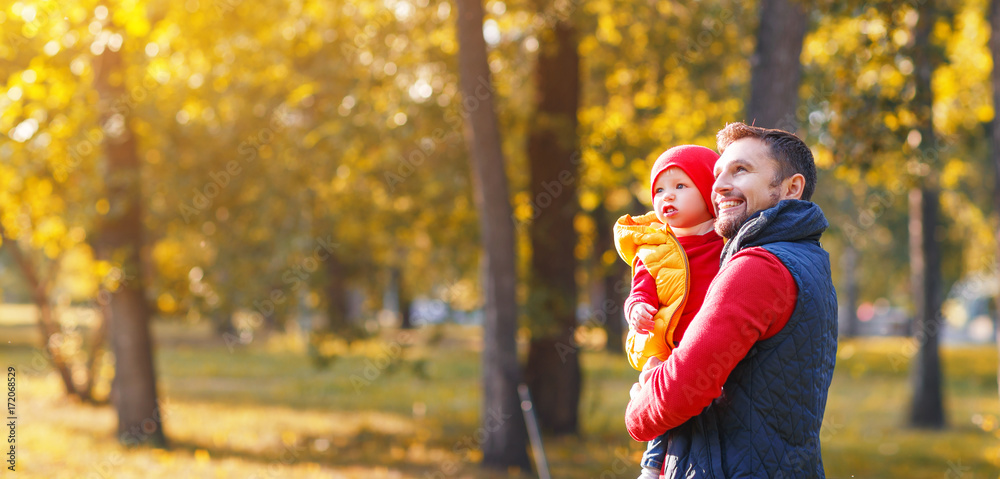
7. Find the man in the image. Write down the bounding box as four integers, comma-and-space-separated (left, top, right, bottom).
625, 122, 838, 478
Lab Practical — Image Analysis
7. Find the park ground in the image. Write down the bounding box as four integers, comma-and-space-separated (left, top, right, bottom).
1, 315, 998, 478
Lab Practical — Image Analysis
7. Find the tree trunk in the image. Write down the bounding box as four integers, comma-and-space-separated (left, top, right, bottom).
593, 203, 624, 354
0, 230, 79, 397
746, 0, 809, 130
81, 303, 109, 403
907, 1, 945, 429
603, 270, 627, 354
840, 244, 860, 337
524, 14, 582, 435
392, 267, 414, 329
324, 251, 355, 339
907, 188, 945, 428
212, 309, 237, 337
455, 0, 531, 470
1, 226, 107, 403
988, 0, 1000, 407
93, 45, 166, 447
35, 294, 78, 396
210, 272, 236, 337
399, 297, 413, 329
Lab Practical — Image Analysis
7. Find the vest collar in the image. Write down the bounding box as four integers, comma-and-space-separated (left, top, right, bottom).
720, 200, 828, 266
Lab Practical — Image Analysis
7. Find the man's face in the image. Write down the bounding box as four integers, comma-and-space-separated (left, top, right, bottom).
712, 138, 782, 239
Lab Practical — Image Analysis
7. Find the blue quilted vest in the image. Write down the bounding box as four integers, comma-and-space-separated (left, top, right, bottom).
663, 200, 838, 478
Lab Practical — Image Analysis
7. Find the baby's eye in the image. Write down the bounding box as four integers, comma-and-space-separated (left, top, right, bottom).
655, 187, 664, 194
676, 184, 687, 189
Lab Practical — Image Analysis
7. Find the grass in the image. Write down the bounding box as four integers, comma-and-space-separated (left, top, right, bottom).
1, 320, 998, 478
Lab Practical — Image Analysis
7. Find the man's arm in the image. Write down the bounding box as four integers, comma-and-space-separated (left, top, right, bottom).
624, 247, 797, 441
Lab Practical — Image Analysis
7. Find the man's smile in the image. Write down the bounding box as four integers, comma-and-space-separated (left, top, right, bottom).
717, 199, 744, 212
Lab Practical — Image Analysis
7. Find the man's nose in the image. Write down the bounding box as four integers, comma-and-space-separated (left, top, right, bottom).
713, 176, 731, 195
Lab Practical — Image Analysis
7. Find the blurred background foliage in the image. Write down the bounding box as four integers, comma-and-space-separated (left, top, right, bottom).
2, 0, 997, 335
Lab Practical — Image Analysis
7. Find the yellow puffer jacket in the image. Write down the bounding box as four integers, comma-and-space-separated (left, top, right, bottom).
614, 212, 690, 371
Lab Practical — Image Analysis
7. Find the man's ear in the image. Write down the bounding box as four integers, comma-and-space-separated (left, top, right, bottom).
781, 174, 806, 200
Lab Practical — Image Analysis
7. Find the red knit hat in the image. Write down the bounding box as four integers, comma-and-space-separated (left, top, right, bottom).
649, 145, 720, 218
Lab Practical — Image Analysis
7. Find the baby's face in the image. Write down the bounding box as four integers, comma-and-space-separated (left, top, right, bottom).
652, 167, 712, 229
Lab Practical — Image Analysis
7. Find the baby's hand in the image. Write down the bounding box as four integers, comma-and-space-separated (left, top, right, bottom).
639, 356, 662, 386
628, 302, 656, 333
630, 357, 663, 400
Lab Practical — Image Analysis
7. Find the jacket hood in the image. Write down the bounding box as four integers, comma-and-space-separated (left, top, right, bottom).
614, 212, 671, 268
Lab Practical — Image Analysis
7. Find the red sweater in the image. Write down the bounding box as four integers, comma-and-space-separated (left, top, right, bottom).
625, 231, 725, 343
625, 246, 796, 441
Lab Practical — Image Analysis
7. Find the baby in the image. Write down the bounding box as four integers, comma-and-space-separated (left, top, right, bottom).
614, 145, 724, 479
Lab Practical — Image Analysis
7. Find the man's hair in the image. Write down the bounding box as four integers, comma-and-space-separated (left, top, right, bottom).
716, 122, 817, 202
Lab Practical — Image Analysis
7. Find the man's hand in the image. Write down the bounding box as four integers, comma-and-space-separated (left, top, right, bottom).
629, 356, 663, 400
628, 302, 657, 333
